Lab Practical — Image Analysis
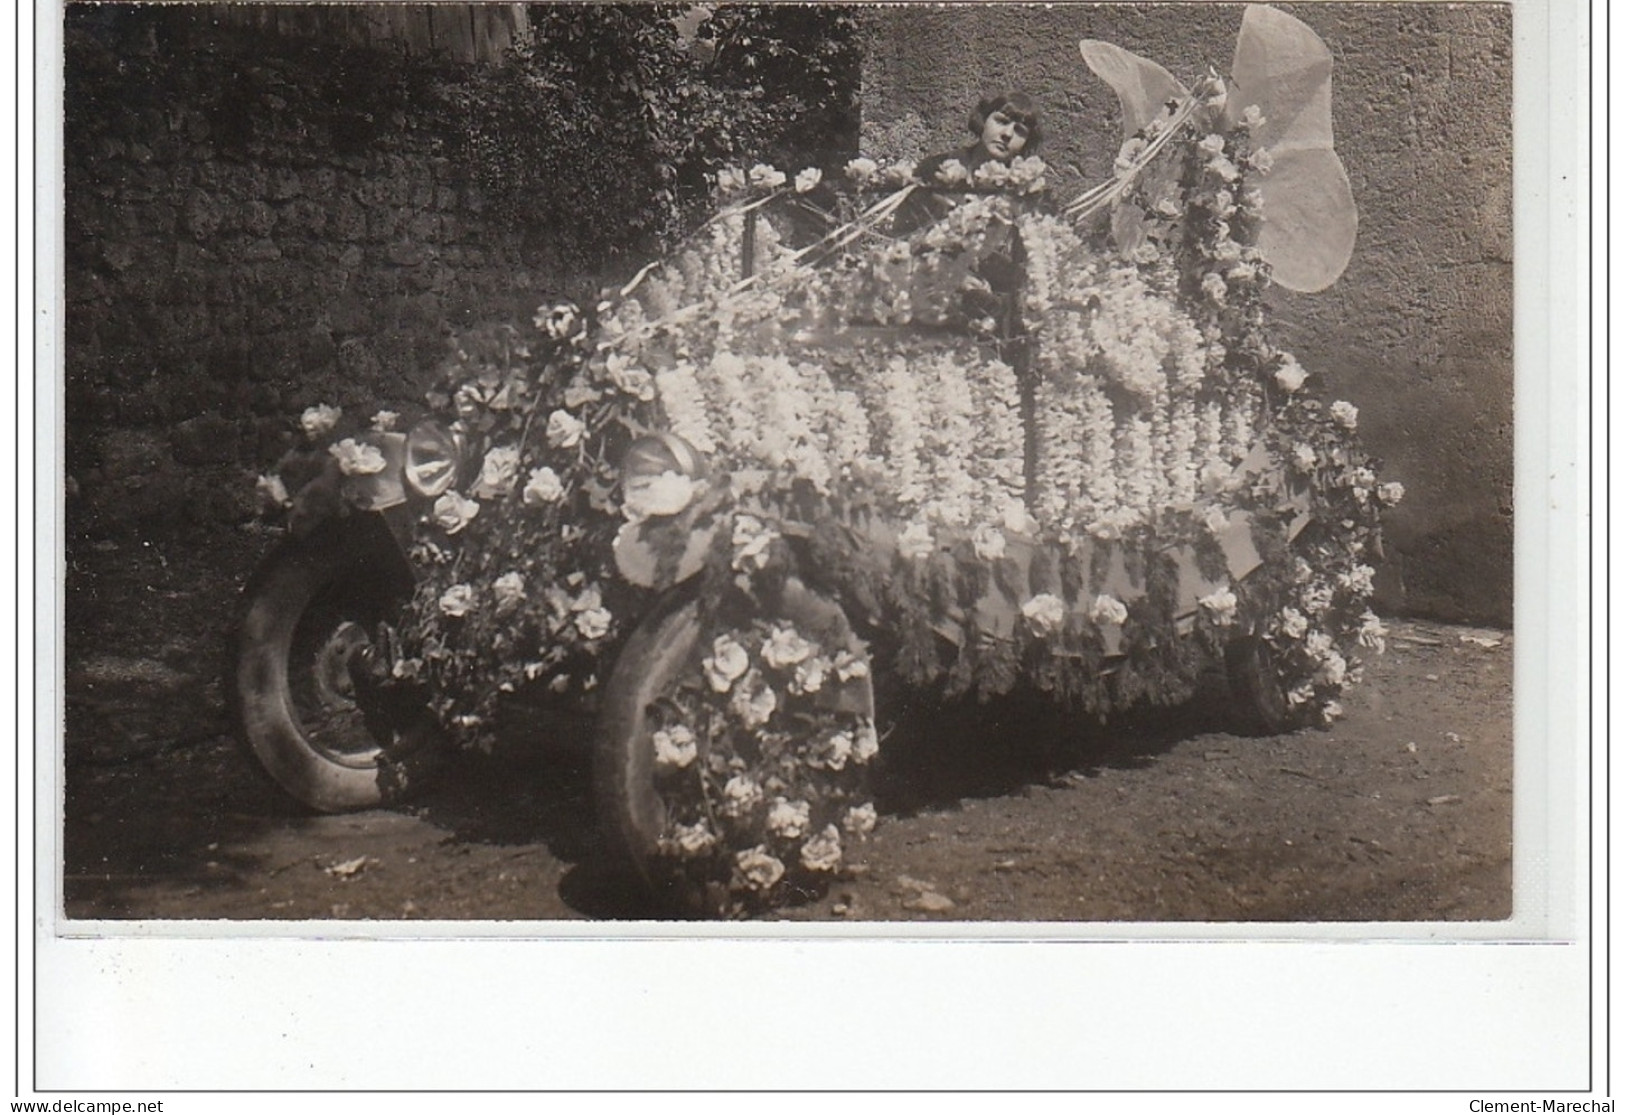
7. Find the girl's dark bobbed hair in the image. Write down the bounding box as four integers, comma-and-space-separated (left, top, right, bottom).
969, 91, 1043, 152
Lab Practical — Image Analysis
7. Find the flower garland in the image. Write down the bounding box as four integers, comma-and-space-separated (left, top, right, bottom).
256, 132, 1402, 910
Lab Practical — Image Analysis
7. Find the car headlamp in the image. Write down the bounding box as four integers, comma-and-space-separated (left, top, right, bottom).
403, 421, 463, 499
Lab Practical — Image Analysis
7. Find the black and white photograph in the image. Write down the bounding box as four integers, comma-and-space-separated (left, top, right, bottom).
32, 0, 1592, 1097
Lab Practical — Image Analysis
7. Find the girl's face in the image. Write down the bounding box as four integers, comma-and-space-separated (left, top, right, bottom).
979, 108, 1030, 160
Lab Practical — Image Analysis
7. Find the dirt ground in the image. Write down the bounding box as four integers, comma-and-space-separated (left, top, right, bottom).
59, 524, 1513, 924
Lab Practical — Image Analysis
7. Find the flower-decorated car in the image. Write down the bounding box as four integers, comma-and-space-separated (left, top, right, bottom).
234, 5, 1398, 916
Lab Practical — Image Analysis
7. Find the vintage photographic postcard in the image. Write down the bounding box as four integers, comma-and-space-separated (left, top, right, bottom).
30, 0, 1592, 1095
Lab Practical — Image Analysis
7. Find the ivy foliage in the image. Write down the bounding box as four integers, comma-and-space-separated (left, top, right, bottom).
437, 4, 860, 269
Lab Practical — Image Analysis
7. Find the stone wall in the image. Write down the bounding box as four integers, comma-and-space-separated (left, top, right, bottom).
858, 4, 1514, 625
63, 9, 566, 535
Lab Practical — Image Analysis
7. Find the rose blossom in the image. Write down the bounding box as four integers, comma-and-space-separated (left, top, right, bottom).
574, 607, 613, 641
1274, 358, 1308, 393
438, 583, 475, 617
721, 775, 763, 817
1022, 593, 1065, 637
833, 650, 870, 682
799, 825, 843, 873
816, 730, 853, 771
1330, 400, 1360, 430
1378, 481, 1406, 506
492, 571, 526, 611
934, 159, 970, 186
794, 167, 823, 193
790, 656, 828, 696
748, 163, 787, 189
326, 435, 386, 474
1201, 271, 1228, 304
703, 634, 751, 693
853, 723, 880, 764
1199, 587, 1239, 624
761, 625, 815, 670
255, 473, 290, 511
731, 514, 779, 572
431, 491, 480, 534
843, 157, 879, 184
730, 670, 778, 729
370, 409, 400, 432
1088, 594, 1129, 627
1278, 607, 1309, 640
472, 445, 521, 498
766, 798, 812, 841
972, 524, 1007, 562
842, 802, 878, 836
522, 467, 565, 506
734, 847, 785, 891
300, 403, 341, 440
546, 409, 586, 449
652, 724, 698, 770
1198, 133, 1226, 156
669, 821, 717, 858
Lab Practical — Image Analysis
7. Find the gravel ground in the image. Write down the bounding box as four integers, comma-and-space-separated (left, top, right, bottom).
60, 524, 1512, 924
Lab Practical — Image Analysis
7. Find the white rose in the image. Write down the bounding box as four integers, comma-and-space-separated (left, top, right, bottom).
934, 158, 969, 186
734, 846, 785, 891
760, 625, 815, 670
1199, 587, 1239, 624
1331, 400, 1360, 430
472, 445, 521, 498
370, 409, 400, 432
748, 163, 787, 189
722, 775, 763, 817
799, 825, 843, 873
766, 799, 812, 841
703, 634, 751, 693
730, 671, 778, 729
817, 730, 853, 770
329, 437, 386, 476
300, 403, 341, 440
652, 724, 698, 770
790, 656, 828, 696
492, 571, 526, 611
853, 723, 880, 764
255, 473, 291, 511
842, 802, 878, 836
843, 157, 879, 184
716, 166, 747, 194
731, 514, 780, 572
574, 607, 613, 641
522, 467, 565, 506
1278, 607, 1309, 640
546, 409, 586, 449
438, 583, 476, 617
1292, 444, 1319, 473
1274, 359, 1307, 393
1378, 481, 1406, 506
972, 524, 1007, 562
833, 650, 870, 682
431, 491, 480, 534
1022, 593, 1065, 637
1088, 594, 1128, 627
794, 167, 823, 193
669, 821, 717, 858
